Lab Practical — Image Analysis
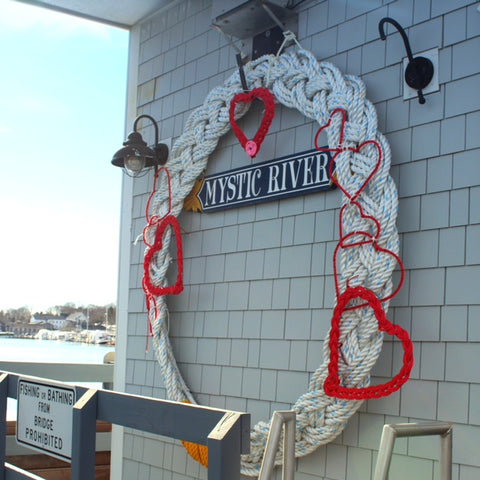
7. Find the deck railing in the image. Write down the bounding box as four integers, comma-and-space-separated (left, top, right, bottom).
258, 411, 296, 480
0, 371, 250, 480
0, 362, 113, 385
373, 421, 453, 480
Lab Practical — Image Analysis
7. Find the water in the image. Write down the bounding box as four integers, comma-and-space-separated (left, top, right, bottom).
0, 337, 114, 419
0, 337, 113, 363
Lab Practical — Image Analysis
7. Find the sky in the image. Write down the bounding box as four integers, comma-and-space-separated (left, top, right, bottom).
0, 0, 129, 312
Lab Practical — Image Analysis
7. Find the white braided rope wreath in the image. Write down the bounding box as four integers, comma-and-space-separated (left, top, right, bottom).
144, 47, 400, 476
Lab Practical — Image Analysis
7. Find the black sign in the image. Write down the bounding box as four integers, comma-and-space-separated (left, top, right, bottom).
184, 148, 334, 212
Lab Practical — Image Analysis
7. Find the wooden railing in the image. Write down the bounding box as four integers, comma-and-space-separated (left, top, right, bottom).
0, 371, 250, 480
6, 421, 111, 480
0, 361, 114, 479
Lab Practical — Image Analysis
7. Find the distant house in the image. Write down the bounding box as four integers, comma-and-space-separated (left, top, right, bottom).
30, 313, 68, 330
66, 312, 87, 326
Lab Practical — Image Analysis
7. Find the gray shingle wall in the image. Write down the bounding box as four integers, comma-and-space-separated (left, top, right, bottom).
122, 0, 480, 478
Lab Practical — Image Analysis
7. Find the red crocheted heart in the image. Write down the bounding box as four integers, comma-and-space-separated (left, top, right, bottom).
143, 214, 184, 296
324, 286, 414, 400
229, 87, 275, 158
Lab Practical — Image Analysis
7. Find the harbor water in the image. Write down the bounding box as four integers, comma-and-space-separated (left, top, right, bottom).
0, 337, 114, 420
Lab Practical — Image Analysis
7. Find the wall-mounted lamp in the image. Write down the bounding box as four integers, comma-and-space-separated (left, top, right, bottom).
379, 17, 434, 104
112, 114, 169, 176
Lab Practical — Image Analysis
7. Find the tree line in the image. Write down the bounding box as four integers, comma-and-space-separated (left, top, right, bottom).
0, 303, 116, 326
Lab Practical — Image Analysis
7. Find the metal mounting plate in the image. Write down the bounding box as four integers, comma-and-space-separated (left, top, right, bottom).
403, 48, 439, 101
252, 25, 284, 59
212, 0, 296, 40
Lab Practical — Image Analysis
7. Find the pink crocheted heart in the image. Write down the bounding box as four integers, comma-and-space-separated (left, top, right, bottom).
229, 87, 275, 158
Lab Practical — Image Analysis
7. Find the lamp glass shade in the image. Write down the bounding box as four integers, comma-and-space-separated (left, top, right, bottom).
124, 150, 146, 176
111, 130, 158, 175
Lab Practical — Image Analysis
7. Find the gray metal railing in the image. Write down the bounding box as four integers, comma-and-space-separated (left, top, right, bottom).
0, 371, 250, 480
258, 411, 296, 480
373, 421, 453, 480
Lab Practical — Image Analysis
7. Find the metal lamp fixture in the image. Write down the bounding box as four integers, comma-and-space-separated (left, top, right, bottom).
112, 114, 169, 176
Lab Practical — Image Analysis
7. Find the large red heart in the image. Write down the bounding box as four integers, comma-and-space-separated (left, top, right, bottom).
229, 87, 275, 158
143, 214, 184, 296
324, 285, 413, 400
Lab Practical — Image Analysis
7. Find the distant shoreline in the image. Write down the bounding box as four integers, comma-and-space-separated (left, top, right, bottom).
0, 329, 115, 346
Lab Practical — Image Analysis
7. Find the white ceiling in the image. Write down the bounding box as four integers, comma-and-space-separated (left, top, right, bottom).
14, 0, 177, 29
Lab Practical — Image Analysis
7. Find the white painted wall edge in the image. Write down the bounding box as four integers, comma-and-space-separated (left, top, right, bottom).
110, 21, 140, 480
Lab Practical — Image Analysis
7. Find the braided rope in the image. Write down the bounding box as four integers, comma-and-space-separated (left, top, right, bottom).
144, 48, 400, 476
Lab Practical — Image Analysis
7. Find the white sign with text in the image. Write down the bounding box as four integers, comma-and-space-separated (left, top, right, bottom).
16, 379, 76, 461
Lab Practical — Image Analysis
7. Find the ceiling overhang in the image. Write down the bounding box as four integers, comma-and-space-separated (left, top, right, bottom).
13, 0, 177, 29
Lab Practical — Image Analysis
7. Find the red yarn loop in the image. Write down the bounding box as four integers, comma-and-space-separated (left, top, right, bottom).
314, 108, 346, 153
142, 166, 184, 345
324, 286, 414, 400
315, 109, 382, 201
143, 167, 173, 248
229, 87, 275, 158
145, 166, 172, 225
143, 214, 184, 297
315, 109, 411, 399
332, 230, 405, 311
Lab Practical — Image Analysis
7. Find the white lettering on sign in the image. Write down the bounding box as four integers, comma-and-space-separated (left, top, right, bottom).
17, 379, 76, 461
189, 149, 334, 213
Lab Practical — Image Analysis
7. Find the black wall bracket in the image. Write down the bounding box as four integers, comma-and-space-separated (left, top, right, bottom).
379, 17, 434, 104
212, 1, 298, 61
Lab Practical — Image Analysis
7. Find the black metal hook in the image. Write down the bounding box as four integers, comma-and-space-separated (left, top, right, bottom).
379, 17, 434, 104
236, 53, 249, 92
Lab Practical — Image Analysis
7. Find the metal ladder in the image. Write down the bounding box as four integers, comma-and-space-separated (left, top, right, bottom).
258, 416, 453, 480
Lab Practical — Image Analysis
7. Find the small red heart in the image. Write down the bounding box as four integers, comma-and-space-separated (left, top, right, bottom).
324, 286, 414, 400
315, 109, 383, 202
314, 108, 346, 152
338, 200, 381, 245
145, 167, 172, 225
229, 87, 275, 158
333, 140, 382, 202
333, 231, 404, 310
143, 215, 184, 296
